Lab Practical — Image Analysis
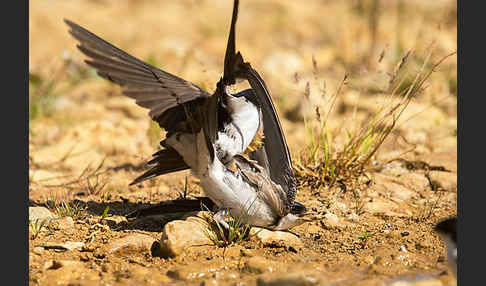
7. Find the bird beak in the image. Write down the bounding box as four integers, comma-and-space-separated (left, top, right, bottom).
272, 213, 310, 231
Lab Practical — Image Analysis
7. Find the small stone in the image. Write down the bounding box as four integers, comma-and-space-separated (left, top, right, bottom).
103, 215, 127, 226
322, 213, 340, 229
41, 241, 85, 251
61, 241, 84, 251
159, 218, 212, 258
29, 207, 55, 222
250, 228, 303, 251
32, 247, 44, 255
96, 233, 156, 257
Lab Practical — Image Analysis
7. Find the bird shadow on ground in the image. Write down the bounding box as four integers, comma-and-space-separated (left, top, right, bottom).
85, 199, 203, 233
30, 197, 200, 233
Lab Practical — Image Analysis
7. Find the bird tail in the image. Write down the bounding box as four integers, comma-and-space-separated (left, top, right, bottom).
129, 148, 189, 185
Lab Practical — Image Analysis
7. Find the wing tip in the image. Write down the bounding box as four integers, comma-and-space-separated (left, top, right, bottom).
129, 171, 157, 186
63, 18, 73, 25
64, 18, 80, 31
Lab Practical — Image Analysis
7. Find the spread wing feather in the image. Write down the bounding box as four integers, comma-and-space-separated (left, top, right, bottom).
65, 19, 210, 130
243, 66, 297, 204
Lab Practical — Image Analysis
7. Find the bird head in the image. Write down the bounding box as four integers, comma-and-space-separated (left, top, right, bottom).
270, 201, 310, 231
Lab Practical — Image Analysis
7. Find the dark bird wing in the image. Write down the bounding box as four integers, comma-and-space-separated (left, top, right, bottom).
200, 84, 222, 162
64, 19, 211, 131
127, 84, 221, 217
65, 19, 213, 184
223, 0, 244, 86
243, 66, 297, 205
129, 148, 188, 186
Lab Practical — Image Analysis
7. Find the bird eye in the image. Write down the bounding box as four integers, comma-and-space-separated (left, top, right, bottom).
290, 201, 306, 215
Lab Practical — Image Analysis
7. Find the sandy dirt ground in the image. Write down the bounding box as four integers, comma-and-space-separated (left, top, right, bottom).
29, 0, 457, 285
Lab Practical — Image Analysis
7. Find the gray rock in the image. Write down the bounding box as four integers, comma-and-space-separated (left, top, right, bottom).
322, 213, 341, 229
159, 217, 212, 258
103, 215, 127, 226
32, 246, 44, 255
250, 228, 303, 251
96, 233, 156, 257
29, 207, 55, 222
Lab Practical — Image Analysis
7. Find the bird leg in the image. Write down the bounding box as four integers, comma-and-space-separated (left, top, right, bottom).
213, 208, 230, 229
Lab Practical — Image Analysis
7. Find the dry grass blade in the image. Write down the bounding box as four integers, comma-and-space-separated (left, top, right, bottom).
201, 203, 252, 248
45, 200, 87, 219
296, 48, 456, 190
40, 158, 109, 197
29, 219, 49, 240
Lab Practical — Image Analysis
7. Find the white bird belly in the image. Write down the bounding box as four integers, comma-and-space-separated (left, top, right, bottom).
200, 162, 277, 227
